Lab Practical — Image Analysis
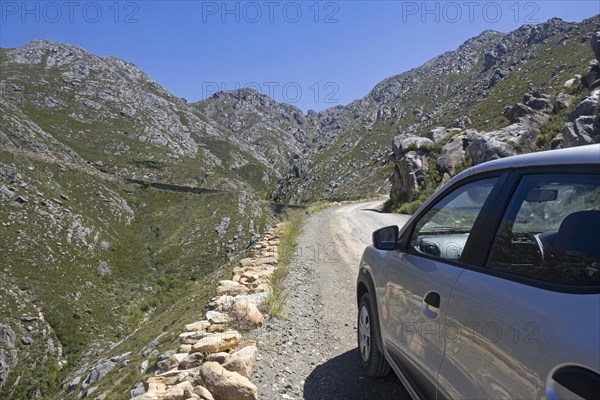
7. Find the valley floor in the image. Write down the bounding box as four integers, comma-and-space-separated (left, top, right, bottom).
252, 201, 411, 399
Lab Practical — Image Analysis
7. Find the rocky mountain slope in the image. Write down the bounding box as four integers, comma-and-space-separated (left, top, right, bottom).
274, 15, 600, 204
1, 14, 599, 400
0, 40, 305, 399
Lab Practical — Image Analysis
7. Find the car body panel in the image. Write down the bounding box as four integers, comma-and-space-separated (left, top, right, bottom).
378, 252, 463, 399
438, 269, 600, 400
357, 145, 600, 400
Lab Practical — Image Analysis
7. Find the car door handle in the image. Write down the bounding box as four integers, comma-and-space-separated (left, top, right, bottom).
422, 291, 440, 319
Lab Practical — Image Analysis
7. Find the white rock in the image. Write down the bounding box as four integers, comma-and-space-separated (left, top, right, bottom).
162, 381, 194, 400
198, 362, 257, 400
223, 346, 258, 378
191, 331, 240, 354
205, 311, 230, 324
230, 300, 264, 328
193, 385, 215, 400
185, 320, 211, 332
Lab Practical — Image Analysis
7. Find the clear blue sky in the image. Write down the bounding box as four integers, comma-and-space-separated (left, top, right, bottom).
1, 1, 599, 112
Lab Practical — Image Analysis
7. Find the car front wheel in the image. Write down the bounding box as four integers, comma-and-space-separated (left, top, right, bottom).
358, 292, 391, 377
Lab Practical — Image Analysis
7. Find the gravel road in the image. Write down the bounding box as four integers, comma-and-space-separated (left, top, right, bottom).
252, 200, 412, 399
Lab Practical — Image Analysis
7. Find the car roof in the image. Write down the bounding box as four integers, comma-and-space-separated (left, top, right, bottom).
453, 144, 600, 182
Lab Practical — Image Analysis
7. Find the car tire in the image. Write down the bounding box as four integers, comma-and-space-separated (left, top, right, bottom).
358, 292, 391, 377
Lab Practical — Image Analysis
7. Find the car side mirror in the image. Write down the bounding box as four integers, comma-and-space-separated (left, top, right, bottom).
373, 226, 399, 251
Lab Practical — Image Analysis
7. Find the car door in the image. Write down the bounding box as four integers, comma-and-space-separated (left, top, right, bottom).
438, 170, 600, 400
378, 176, 501, 400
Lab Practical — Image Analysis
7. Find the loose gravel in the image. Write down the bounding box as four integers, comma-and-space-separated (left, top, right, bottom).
252, 201, 411, 400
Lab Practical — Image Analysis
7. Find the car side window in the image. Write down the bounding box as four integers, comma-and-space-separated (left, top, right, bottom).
486, 174, 600, 286
409, 178, 498, 262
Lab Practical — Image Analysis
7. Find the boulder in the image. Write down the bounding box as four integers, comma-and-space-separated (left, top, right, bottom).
0, 185, 15, 199
82, 360, 116, 388
390, 150, 429, 203
592, 32, 600, 63
193, 386, 215, 400
502, 103, 535, 123
179, 331, 208, 345
574, 116, 597, 138
225, 292, 268, 310
561, 123, 584, 147
216, 281, 249, 297
157, 350, 177, 363
569, 90, 599, 121
0, 325, 16, 348
252, 257, 277, 266
452, 116, 472, 129
426, 127, 449, 143
208, 295, 234, 310
223, 346, 258, 379
562, 116, 598, 148
437, 131, 474, 175
178, 344, 192, 354
205, 311, 230, 324
185, 321, 211, 332
157, 353, 188, 373
190, 331, 240, 354
467, 118, 544, 165
392, 133, 433, 156
206, 324, 228, 333
230, 300, 264, 328
178, 352, 205, 370
524, 92, 553, 112
205, 352, 232, 364
130, 382, 146, 398
468, 137, 516, 165
139, 360, 149, 374
239, 258, 255, 268
564, 76, 580, 89
132, 376, 172, 399
198, 362, 257, 400
10, 196, 27, 208
583, 60, 600, 88
554, 93, 574, 113
162, 381, 194, 400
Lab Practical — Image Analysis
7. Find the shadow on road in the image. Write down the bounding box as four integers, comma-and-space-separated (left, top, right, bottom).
303, 348, 411, 400
360, 207, 386, 213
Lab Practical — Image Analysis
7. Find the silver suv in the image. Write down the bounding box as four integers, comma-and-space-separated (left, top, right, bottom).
356, 144, 600, 400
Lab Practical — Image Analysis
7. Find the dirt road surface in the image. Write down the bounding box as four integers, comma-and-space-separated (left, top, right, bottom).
252, 200, 412, 399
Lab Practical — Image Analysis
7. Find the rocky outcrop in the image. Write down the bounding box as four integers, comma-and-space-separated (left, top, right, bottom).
468, 114, 547, 165
389, 134, 434, 203
437, 130, 475, 175
390, 89, 552, 202
560, 88, 600, 147
592, 32, 600, 62
272, 16, 600, 204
